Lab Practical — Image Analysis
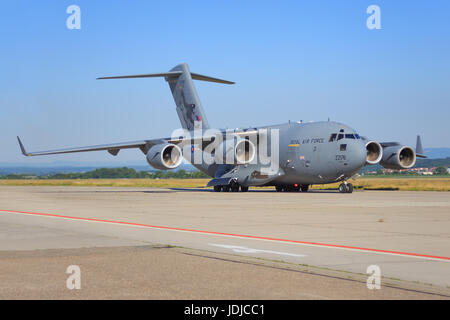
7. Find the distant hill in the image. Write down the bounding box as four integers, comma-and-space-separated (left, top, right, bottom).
0, 167, 210, 179
414, 157, 450, 168
361, 157, 450, 174
0, 162, 196, 176
424, 148, 450, 159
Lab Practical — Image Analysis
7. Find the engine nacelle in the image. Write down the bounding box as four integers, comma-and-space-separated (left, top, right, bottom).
146, 143, 183, 170
214, 138, 256, 164
380, 146, 416, 170
365, 141, 383, 165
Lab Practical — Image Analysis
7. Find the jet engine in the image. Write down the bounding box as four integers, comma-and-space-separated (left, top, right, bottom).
365, 141, 383, 165
214, 138, 256, 164
146, 143, 183, 170
380, 146, 416, 170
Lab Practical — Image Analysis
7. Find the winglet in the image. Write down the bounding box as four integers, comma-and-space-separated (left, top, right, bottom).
17, 136, 29, 156
416, 135, 427, 158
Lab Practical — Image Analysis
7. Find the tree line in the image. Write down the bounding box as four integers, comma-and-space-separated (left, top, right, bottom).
0, 167, 210, 179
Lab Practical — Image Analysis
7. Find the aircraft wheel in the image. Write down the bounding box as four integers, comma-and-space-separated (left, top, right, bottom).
300, 185, 309, 192
275, 186, 283, 192
347, 183, 354, 193
241, 186, 249, 192
213, 185, 222, 192
339, 183, 347, 193
230, 181, 240, 192
223, 185, 230, 192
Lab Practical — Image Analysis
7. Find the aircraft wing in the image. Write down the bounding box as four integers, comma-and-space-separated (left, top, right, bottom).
380, 135, 427, 158
17, 136, 166, 157
17, 129, 259, 157
167, 129, 259, 147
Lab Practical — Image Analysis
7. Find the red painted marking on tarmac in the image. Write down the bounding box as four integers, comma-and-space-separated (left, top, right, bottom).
1, 209, 449, 261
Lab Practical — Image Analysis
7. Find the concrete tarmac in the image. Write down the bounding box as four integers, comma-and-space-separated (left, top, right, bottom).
0, 186, 449, 299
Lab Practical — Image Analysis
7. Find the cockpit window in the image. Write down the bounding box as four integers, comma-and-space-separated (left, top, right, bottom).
329, 133, 337, 142
330, 132, 361, 141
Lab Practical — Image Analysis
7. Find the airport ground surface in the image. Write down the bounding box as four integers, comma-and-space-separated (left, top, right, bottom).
0, 186, 449, 299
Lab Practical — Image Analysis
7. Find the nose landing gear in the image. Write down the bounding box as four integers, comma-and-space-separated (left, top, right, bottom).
339, 182, 353, 193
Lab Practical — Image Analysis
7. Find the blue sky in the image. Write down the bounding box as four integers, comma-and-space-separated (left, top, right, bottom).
1, 0, 449, 164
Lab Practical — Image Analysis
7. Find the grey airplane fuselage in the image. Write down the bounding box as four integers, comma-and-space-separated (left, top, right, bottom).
191, 121, 367, 186
274, 121, 366, 185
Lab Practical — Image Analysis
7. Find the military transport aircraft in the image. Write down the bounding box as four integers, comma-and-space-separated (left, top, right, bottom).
17, 63, 426, 193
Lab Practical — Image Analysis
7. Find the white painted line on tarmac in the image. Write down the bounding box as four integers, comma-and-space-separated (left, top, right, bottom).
209, 243, 306, 257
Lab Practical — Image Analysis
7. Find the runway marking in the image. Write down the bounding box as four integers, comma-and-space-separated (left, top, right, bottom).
1, 209, 450, 262
209, 243, 306, 257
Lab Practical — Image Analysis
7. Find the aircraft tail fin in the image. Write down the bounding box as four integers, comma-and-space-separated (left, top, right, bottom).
97, 63, 234, 131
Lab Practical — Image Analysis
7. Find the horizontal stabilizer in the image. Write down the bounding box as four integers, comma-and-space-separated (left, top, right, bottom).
97, 70, 234, 84
190, 72, 234, 84
97, 71, 182, 80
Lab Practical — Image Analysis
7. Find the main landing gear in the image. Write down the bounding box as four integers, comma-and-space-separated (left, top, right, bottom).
213, 180, 249, 192
339, 182, 353, 193
275, 184, 309, 192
